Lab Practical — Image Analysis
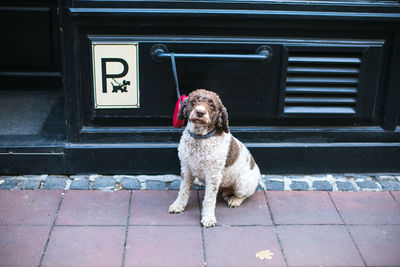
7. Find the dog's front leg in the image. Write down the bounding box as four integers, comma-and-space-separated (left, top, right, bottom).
201, 174, 222, 227
169, 169, 194, 214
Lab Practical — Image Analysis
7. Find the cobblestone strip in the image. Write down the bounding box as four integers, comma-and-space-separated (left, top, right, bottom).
0, 174, 399, 191
261, 174, 400, 192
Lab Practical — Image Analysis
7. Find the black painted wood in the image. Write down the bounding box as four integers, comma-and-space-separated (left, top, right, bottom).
0, 2, 61, 89
382, 33, 400, 131
64, 142, 400, 174
2, 141, 400, 174
54, 0, 400, 173
0, 153, 66, 174
85, 39, 281, 126
0, 0, 399, 174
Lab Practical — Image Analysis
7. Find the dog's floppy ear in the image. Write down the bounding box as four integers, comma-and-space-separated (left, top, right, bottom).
177, 97, 188, 121
218, 105, 229, 133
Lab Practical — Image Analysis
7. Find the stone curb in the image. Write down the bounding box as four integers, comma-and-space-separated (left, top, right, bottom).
0, 174, 399, 192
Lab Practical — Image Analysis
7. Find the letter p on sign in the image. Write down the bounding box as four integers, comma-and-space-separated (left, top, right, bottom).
92, 42, 139, 109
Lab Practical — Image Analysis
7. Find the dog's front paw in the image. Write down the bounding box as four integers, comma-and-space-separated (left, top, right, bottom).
168, 202, 185, 214
201, 215, 217, 228
227, 196, 245, 208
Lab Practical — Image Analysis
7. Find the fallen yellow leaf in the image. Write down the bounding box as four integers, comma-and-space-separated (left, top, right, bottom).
256, 250, 274, 260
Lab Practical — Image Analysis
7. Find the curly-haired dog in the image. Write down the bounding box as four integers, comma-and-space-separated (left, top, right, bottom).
169, 89, 261, 227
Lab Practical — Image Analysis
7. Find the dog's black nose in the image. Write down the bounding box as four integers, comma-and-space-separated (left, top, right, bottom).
196, 111, 204, 118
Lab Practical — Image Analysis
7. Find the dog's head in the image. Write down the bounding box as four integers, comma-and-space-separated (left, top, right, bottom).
178, 89, 229, 133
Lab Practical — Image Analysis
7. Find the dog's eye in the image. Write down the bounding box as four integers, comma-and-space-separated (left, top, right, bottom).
208, 100, 215, 109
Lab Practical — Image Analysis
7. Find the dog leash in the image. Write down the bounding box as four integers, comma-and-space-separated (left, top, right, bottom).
170, 53, 182, 102
171, 53, 187, 128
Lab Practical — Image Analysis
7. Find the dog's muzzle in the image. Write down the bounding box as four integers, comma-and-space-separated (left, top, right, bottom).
189, 105, 210, 124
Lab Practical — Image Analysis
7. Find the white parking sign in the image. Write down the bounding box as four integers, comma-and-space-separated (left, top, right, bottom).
92, 42, 139, 109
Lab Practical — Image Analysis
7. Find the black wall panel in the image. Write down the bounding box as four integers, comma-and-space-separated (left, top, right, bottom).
0, 0, 399, 174
0, 8, 52, 67
0, 1, 61, 89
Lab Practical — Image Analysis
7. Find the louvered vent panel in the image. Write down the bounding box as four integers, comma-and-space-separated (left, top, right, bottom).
283, 51, 362, 116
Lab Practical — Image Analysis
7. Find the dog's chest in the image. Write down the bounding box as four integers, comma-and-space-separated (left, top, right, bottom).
178, 132, 229, 177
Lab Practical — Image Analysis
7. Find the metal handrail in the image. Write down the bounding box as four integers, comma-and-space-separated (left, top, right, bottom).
150, 44, 272, 62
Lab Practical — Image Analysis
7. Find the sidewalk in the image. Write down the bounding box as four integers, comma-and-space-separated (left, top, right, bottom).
1, 190, 400, 266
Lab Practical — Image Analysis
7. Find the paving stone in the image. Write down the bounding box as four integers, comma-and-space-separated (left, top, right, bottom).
23, 175, 45, 179
264, 180, 284, 191
391, 191, 400, 203
378, 180, 400, 190
356, 180, 379, 190
377, 175, 397, 181
199, 191, 272, 226
204, 226, 285, 267
278, 225, 364, 267
70, 175, 91, 179
56, 190, 130, 225
0, 226, 51, 267
310, 174, 330, 179
42, 226, 124, 267
330, 192, 400, 224
138, 174, 179, 183
349, 225, 400, 266
346, 174, 373, 180
18, 179, 41, 189
336, 181, 356, 191
192, 184, 204, 190
256, 183, 264, 190
287, 175, 305, 179
119, 177, 141, 190
125, 226, 203, 267
145, 180, 166, 190
267, 191, 342, 224
169, 179, 181, 190
43, 177, 67, 190
92, 176, 116, 190
70, 178, 89, 190
0, 190, 62, 225
263, 175, 284, 180
0, 178, 17, 189
312, 180, 333, 191
130, 190, 200, 225
332, 174, 347, 179
290, 181, 309, 191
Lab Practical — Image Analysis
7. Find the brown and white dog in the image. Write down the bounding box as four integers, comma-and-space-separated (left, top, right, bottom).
168, 89, 261, 227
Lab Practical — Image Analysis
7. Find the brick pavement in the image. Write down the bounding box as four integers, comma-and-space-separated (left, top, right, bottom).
1, 190, 400, 266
